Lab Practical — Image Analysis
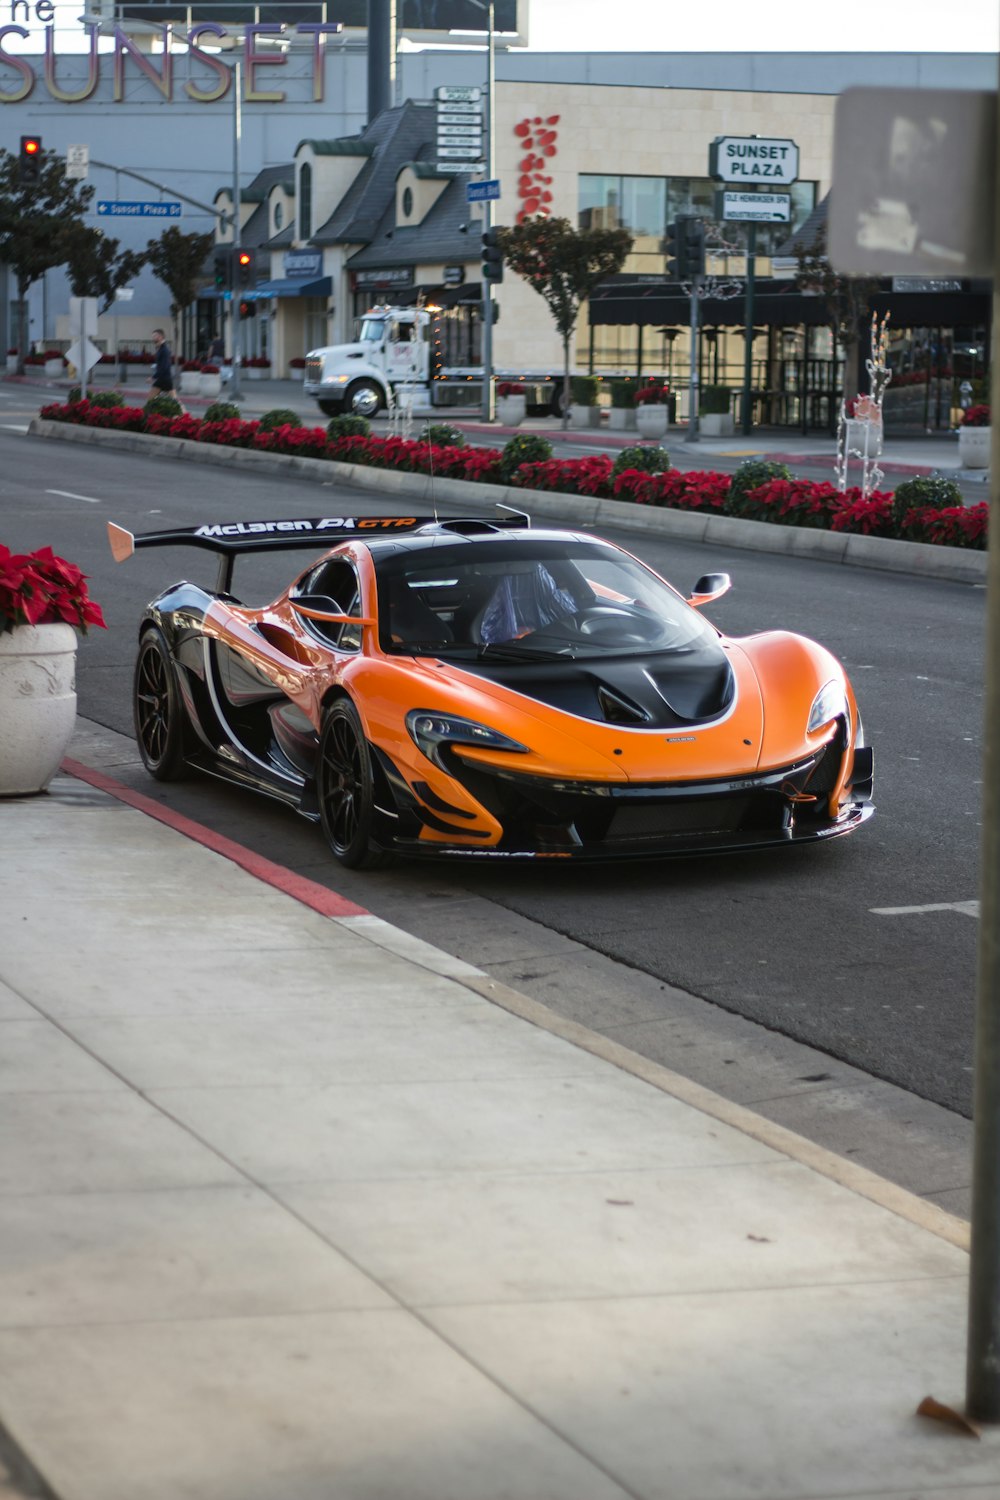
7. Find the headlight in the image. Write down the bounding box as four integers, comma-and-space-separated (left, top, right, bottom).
807, 679, 850, 736
322, 373, 351, 385
406, 710, 529, 769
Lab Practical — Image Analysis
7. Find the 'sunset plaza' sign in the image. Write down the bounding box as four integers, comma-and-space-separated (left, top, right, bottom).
709, 136, 799, 185
0, 3, 341, 103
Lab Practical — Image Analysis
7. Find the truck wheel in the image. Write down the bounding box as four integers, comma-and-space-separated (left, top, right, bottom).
346, 380, 383, 418
318, 400, 341, 417
549, 386, 565, 419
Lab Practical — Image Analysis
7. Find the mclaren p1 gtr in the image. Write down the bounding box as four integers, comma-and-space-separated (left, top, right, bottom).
108, 511, 873, 866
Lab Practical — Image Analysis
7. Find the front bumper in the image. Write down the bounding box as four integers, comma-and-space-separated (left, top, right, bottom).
383, 741, 875, 862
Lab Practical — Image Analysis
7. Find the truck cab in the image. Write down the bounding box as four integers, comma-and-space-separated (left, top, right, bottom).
304, 307, 430, 417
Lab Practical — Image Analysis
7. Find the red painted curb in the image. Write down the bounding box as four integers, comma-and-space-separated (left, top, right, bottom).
62, 757, 370, 919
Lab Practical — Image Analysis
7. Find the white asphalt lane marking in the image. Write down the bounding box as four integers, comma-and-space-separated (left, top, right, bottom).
46, 488, 101, 504
0, 423, 29, 432
870, 900, 980, 918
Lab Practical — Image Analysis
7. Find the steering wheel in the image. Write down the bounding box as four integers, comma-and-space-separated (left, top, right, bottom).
576, 605, 666, 645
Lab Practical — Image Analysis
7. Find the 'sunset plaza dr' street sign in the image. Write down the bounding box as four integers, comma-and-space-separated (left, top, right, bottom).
710, 137, 799, 185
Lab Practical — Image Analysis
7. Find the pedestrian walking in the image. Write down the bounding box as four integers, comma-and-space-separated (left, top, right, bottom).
149, 329, 179, 403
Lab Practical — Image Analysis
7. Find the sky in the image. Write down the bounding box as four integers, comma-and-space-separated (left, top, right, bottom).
522, 0, 1000, 53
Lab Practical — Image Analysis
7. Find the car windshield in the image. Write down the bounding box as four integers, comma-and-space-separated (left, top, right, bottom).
376, 539, 717, 660
358, 317, 385, 343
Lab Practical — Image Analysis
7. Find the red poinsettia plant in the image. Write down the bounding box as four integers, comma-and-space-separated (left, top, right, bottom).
634, 384, 670, 406
0, 545, 106, 637
961, 404, 990, 428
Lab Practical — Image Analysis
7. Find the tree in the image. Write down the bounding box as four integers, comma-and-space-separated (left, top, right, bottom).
145, 226, 214, 357
0, 146, 94, 375
64, 225, 147, 315
794, 221, 880, 412
497, 217, 633, 427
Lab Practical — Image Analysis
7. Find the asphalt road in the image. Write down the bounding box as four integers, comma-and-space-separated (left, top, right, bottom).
2, 411, 984, 1138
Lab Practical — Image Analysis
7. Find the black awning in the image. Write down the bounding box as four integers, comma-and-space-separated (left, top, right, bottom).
588, 276, 991, 331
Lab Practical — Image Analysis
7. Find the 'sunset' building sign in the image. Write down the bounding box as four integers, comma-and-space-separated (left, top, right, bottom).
709, 136, 800, 185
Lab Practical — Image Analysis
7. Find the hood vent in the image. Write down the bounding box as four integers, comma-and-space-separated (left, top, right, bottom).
596, 684, 650, 724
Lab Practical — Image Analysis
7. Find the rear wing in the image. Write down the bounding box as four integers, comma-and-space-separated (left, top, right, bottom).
108, 510, 530, 593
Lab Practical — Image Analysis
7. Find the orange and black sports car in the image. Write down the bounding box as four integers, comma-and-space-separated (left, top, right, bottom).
109, 512, 873, 866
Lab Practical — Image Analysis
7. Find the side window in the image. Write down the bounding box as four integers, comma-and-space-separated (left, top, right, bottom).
295, 558, 362, 652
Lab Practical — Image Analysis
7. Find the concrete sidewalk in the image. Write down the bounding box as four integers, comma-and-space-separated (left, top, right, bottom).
0, 739, 994, 1499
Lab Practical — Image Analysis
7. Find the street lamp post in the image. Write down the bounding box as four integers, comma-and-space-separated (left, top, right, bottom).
480, 0, 495, 424
230, 55, 242, 402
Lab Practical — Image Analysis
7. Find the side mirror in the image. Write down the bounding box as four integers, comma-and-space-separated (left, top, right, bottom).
687, 572, 732, 608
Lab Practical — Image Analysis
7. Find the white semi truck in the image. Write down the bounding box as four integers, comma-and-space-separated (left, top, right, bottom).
303, 303, 566, 419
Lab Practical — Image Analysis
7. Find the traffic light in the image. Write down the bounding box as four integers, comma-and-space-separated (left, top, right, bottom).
684, 218, 706, 278
238, 300, 255, 319
235, 248, 255, 289
664, 218, 689, 280
481, 227, 504, 284
18, 136, 42, 187
212, 248, 230, 291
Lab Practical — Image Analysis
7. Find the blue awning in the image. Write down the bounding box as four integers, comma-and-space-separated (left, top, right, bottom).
242, 276, 332, 301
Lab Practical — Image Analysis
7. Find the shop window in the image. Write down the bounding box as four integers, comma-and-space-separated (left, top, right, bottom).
579, 175, 622, 230
298, 163, 312, 242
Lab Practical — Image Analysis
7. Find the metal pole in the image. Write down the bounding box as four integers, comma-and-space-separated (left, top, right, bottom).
230, 56, 242, 402
686, 280, 700, 443
114, 168, 121, 385
480, 0, 495, 423
965, 43, 1000, 1424
79, 298, 88, 402
741, 220, 757, 435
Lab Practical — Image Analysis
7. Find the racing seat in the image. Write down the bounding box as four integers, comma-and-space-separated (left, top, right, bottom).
387, 583, 454, 646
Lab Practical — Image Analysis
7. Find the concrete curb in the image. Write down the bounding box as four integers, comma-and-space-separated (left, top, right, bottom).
29, 416, 987, 586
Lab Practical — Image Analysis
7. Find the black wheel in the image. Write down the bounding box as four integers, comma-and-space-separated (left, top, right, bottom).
133, 628, 190, 780
346, 379, 383, 418
318, 400, 341, 417
317, 700, 388, 868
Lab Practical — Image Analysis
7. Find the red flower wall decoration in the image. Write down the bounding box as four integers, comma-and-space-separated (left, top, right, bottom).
512, 114, 559, 224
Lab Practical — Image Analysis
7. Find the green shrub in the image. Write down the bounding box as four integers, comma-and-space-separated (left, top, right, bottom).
891, 473, 964, 534
257, 407, 302, 431
700, 385, 732, 416
570, 375, 599, 406
612, 445, 670, 478
726, 458, 792, 517
144, 394, 183, 417
203, 401, 242, 423
419, 423, 465, 448
327, 414, 371, 439
90, 390, 125, 409
499, 432, 553, 484
610, 378, 639, 409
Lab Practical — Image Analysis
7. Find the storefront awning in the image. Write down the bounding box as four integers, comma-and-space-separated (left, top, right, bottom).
242, 277, 332, 301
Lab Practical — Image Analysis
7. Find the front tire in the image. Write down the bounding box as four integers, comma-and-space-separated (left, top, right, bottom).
346, 379, 384, 418
318, 400, 341, 417
317, 700, 388, 868
133, 628, 189, 781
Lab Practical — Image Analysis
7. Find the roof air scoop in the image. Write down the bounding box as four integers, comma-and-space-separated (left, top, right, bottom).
597, 684, 650, 724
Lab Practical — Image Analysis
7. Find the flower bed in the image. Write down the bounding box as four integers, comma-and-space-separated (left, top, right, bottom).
34, 399, 987, 550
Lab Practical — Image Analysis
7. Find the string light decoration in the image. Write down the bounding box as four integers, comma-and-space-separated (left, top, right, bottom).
835, 311, 892, 498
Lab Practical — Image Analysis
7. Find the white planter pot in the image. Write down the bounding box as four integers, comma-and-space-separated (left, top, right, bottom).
0, 623, 78, 796
289, 367, 306, 381
635, 404, 669, 439
44, 359, 64, 378
6, 356, 18, 374
199, 373, 222, 397
959, 425, 990, 469
608, 407, 637, 430
246, 367, 270, 380
700, 412, 735, 436
496, 394, 526, 425
179, 370, 202, 394
570, 403, 600, 429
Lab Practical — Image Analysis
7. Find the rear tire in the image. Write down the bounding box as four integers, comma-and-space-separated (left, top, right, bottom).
133, 628, 189, 781
316, 700, 388, 868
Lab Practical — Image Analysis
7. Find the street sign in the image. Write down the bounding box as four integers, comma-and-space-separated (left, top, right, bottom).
65, 144, 88, 181
437, 146, 483, 160
717, 190, 791, 222
436, 102, 481, 116
466, 179, 501, 203
436, 85, 481, 102
828, 86, 994, 277
65, 338, 101, 375
115, 287, 135, 302
437, 125, 483, 140
96, 201, 182, 219
709, 136, 799, 186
